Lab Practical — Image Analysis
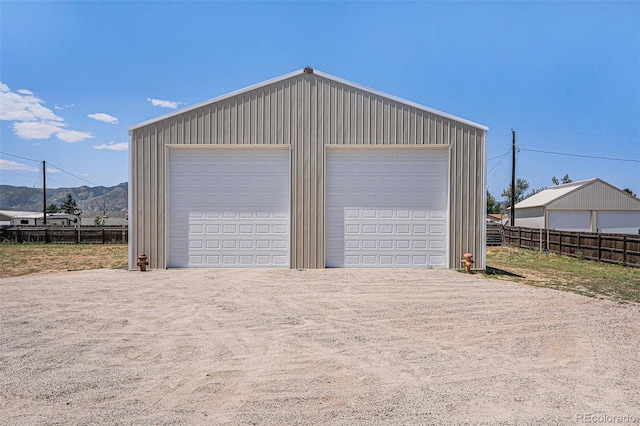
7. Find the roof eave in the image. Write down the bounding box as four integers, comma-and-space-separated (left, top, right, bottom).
129, 67, 489, 132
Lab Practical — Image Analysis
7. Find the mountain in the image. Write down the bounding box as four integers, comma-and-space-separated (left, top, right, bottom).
0, 183, 128, 215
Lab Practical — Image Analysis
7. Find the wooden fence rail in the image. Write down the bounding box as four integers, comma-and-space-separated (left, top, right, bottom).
502, 226, 640, 268
0, 226, 128, 244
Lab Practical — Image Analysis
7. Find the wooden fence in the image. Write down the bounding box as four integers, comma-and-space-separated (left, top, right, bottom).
502, 226, 640, 268
0, 226, 128, 244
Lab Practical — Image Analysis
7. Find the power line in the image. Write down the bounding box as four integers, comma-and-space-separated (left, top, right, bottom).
488, 149, 511, 162
519, 148, 640, 163
45, 162, 100, 187
1, 151, 100, 186
491, 128, 639, 139
0, 151, 41, 163
488, 151, 510, 177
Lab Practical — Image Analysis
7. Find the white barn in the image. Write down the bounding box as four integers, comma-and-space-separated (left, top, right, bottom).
128, 68, 488, 270
514, 178, 640, 234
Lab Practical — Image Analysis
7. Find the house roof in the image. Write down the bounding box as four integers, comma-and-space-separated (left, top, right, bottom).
515, 179, 597, 208
515, 178, 640, 210
0, 210, 41, 218
3, 212, 78, 220
129, 67, 488, 132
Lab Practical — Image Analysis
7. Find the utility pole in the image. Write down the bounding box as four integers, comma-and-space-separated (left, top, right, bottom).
42, 160, 47, 226
510, 130, 516, 226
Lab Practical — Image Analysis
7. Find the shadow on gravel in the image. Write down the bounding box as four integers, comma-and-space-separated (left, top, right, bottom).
484, 266, 523, 278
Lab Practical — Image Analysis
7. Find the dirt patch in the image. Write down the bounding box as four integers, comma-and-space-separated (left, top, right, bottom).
1, 268, 639, 424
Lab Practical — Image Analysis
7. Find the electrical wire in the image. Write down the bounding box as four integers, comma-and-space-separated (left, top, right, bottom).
0, 151, 41, 163
488, 149, 511, 162
491, 128, 639, 139
1, 151, 100, 187
519, 148, 640, 163
487, 151, 510, 177
45, 162, 100, 187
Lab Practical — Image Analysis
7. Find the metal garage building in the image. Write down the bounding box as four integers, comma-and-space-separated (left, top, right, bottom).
128, 67, 488, 270
514, 178, 640, 234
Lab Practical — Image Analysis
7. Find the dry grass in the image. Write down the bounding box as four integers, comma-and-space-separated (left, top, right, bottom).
0, 244, 128, 278
485, 246, 640, 303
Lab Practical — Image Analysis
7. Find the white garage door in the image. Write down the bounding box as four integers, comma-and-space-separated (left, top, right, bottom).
548, 211, 591, 232
168, 148, 290, 267
597, 211, 640, 234
326, 147, 449, 268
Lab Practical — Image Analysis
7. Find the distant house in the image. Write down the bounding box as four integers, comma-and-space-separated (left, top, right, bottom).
514, 178, 640, 234
0, 211, 40, 226
0, 211, 81, 226
487, 213, 509, 225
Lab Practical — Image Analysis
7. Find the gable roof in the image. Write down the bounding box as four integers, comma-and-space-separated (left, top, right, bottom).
515, 179, 597, 208
129, 67, 488, 132
515, 178, 640, 210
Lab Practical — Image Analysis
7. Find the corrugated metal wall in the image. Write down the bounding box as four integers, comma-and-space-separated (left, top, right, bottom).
550, 180, 640, 211
130, 72, 487, 270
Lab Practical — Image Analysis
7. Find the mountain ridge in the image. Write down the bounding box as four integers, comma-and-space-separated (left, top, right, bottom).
0, 183, 128, 214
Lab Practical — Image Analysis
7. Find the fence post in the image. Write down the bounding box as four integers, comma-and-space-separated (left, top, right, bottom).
539, 229, 543, 252
577, 233, 581, 255
45, 228, 49, 244
102, 228, 106, 244
546, 229, 549, 251
597, 234, 601, 263
559, 231, 563, 255
623, 235, 627, 267
518, 227, 522, 248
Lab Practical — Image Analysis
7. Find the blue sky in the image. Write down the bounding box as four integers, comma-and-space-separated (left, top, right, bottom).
1, 1, 638, 199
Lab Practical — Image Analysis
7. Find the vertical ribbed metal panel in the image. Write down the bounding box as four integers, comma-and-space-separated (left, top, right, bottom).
550, 180, 640, 211
130, 72, 487, 270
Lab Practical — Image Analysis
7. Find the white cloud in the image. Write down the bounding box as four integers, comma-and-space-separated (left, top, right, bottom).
46, 167, 61, 173
12, 120, 93, 143
0, 81, 92, 143
12, 121, 61, 139
88, 112, 118, 124
0, 82, 63, 122
56, 128, 93, 143
93, 141, 128, 151
147, 97, 182, 109
0, 159, 38, 172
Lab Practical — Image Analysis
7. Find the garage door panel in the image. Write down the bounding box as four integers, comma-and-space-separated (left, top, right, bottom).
168, 148, 290, 268
326, 148, 448, 268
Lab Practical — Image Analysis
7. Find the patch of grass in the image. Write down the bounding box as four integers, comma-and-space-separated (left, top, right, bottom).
0, 243, 128, 278
486, 246, 640, 303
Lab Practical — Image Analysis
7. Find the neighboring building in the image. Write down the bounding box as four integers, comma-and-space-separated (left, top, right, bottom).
128, 67, 488, 270
487, 213, 509, 225
6, 212, 80, 226
0, 211, 38, 226
514, 178, 640, 234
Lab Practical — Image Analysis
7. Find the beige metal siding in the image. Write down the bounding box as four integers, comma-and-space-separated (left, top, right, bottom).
549, 180, 640, 211
130, 72, 487, 270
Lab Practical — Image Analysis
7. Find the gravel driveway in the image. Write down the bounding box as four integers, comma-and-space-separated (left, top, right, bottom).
1, 268, 639, 425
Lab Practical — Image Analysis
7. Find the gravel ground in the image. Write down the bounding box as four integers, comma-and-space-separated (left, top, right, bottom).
1, 268, 639, 425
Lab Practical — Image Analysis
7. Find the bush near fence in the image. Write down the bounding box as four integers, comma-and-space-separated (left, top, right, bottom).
502, 226, 640, 268
0, 226, 128, 244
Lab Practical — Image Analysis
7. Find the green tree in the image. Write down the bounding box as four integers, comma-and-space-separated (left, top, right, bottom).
94, 216, 105, 226
60, 193, 81, 216
623, 188, 637, 197
501, 178, 530, 209
486, 190, 500, 214
46, 203, 60, 213
551, 174, 572, 185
